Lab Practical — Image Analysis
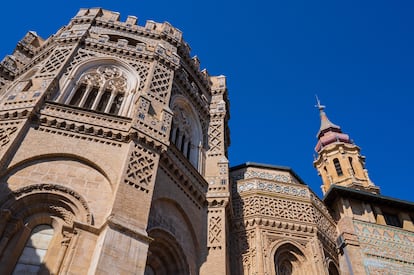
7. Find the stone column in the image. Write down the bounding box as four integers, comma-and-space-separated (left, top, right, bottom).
89, 141, 160, 274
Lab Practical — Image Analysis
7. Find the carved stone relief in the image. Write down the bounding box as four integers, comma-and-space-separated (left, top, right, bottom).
123, 143, 156, 193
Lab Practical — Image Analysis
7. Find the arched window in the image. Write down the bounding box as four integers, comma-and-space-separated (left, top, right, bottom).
328, 261, 340, 275
13, 224, 54, 274
333, 158, 343, 176
0, 185, 92, 274
170, 98, 203, 170
64, 66, 127, 115
274, 243, 306, 275
60, 61, 139, 117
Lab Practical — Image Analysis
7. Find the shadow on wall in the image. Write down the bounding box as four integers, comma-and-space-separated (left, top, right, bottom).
230, 185, 250, 274
0, 182, 49, 274
0, 155, 94, 274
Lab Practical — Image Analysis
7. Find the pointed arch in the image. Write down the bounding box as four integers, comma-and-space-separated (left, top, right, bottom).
270, 241, 307, 275
145, 228, 190, 275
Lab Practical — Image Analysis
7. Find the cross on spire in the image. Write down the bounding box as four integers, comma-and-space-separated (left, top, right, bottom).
315, 95, 325, 111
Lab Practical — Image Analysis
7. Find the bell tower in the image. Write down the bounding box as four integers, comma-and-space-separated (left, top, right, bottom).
313, 99, 379, 195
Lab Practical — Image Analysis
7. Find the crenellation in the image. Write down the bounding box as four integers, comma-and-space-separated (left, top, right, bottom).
125, 15, 138, 26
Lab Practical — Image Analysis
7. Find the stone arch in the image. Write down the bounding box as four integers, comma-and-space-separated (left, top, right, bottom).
327, 259, 339, 275
0, 184, 91, 274
270, 241, 307, 275
5, 153, 113, 189
147, 198, 199, 274
4, 155, 114, 227
57, 57, 140, 117
145, 228, 190, 275
170, 95, 203, 170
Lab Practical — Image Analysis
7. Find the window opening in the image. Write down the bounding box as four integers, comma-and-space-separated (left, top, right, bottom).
383, 212, 402, 228
97, 90, 111, 112
333, 158, 343, 176
181, 135, 186, 153
109, 93, 123, 114
186, 141, 191, 159
69, 84, 86, 106
13, 224, 54, 274
84, 87, 99, 109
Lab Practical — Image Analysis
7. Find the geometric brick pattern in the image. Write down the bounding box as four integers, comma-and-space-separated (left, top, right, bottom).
148, 63, 172, 103
129, 61, 150, 91
63, 49, 97, 76
39, 47, 71, 76
208, 119, 222, 156
124, 143, 156, 193
208, 215, 222, 248
354, 220, 414, 275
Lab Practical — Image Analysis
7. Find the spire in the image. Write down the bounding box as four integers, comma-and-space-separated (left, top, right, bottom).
314, 96, 351, 153
315, 96, 341, 138
313, 97, 378, 194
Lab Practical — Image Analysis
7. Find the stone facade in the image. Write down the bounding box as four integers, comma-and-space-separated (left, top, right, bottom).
0, 7, 412, 275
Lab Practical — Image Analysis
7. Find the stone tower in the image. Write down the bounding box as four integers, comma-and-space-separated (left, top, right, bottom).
0, 8, 230, 274
315, 101, 414, 275
230, 163, 339, 275
313, 100, 379, 194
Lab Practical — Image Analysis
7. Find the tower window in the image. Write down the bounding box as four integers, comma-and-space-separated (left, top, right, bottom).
69, 83, 86, 106
348, 157, 355, 175
84, 87, 99, 109
97, 90, 111, 112
180, 135, 186, 152
333, 158, 343, 176
186, 141, 191, 159
383, 212, 402, 228
109, 93, 124, 114
64, 65, 131, 116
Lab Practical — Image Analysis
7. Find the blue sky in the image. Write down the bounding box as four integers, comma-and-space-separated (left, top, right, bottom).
1, 1, 413, 201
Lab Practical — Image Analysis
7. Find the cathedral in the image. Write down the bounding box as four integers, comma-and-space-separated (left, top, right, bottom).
0, 8, 413, 275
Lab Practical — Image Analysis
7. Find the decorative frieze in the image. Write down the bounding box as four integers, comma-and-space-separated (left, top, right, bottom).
232, 169, 299, 184
354, 219, 414, 274
237, 181, 309, 197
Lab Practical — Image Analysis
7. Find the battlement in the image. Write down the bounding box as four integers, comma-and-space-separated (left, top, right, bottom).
74, 8, 183, 44
74, 8, 213, 89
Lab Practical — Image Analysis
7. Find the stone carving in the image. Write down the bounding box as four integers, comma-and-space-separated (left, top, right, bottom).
233, 194, 337, 241
83, 66, 127, 93
39, 47, 72, 76
50, 205, 74, 226
124, 143, 156, 193
232, 170, 299, 184
0, 124, 18, 151
237, 181, 308, 197
148, 63, 172, 103
129, 61, 150, 92
64, 49, 97, 76
208, 215, 222, 248
12, 183, 92, 224
238, 196, 314, 223
0, 56, 17, 73
208, 119, 222, 156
